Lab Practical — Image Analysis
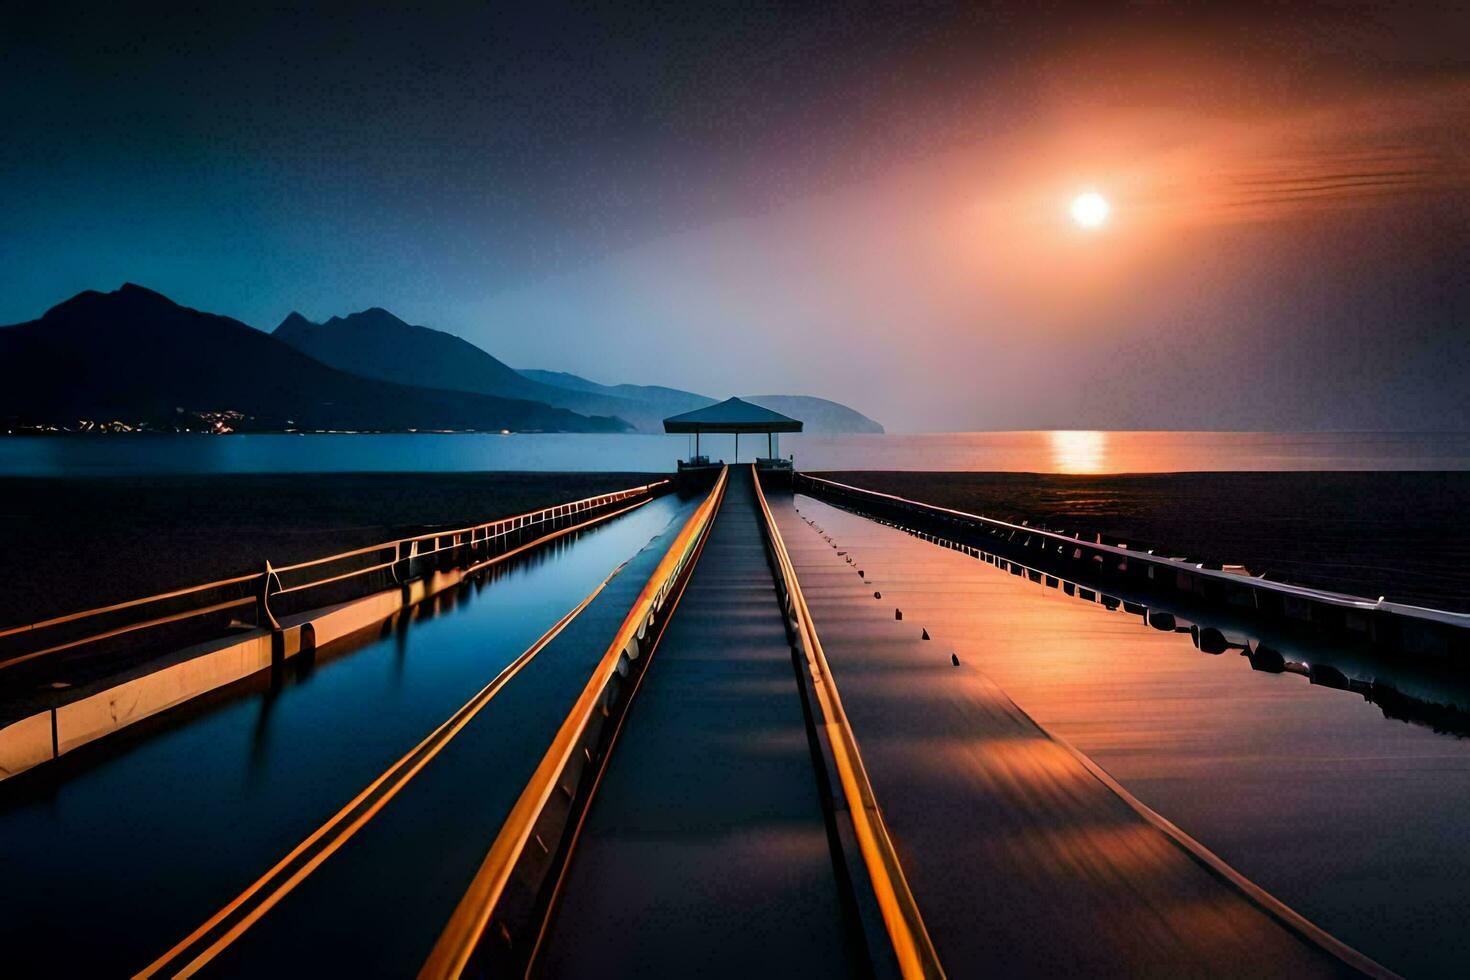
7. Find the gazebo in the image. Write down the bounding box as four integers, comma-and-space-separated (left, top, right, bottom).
664, 397, 802, 468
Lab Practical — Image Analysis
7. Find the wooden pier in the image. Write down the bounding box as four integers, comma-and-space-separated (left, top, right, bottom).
0, 465, 1402, 977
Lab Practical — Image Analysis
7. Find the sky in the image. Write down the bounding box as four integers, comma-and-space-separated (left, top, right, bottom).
3, 1, 1467, 431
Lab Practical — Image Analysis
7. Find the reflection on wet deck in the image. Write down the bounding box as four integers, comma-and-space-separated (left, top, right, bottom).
0, 495, 693, 978
772, 496, 1372, 977
791, 492, 1470, 978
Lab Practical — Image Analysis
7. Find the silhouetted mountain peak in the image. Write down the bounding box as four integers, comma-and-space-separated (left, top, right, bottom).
34, 289, 106, 320
103, 283, 180, 313
116, 282, 167, 300
273, 311, 316, 337
33, 282, 216, 336
322, 307, 413, 331
276, 307, 430, 345
273, 304, 537, 392
2, 285, 628, 433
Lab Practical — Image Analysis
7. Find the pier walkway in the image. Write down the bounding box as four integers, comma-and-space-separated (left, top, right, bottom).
538, 467, 861, 977
768, 490, 1369, 978
0, 466, 1393, 977
485, 468, 1381, 976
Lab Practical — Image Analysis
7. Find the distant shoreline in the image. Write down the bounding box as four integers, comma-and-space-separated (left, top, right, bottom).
2, 428, 547, 436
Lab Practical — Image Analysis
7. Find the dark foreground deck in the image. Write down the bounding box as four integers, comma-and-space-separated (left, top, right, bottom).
0, 466, 1391, 978
522, 469, 1381, 976
540, 467, 861, 976
769, 490, 1368, 977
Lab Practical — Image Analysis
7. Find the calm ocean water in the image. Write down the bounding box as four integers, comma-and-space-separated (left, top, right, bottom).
3, 430, 1470, 476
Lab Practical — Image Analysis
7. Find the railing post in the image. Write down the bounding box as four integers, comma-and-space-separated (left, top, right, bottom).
390, 541, 405, 584
257, 561, 281, 631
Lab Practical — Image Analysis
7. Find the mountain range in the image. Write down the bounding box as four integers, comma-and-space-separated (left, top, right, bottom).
275, 309, 884, 433
0, 286, 625, 433
0, 284, 882, 435
272, 308, 662, 428
515, 373, 883, 434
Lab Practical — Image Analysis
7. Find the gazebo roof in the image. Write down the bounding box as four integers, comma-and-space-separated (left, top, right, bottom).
663, 397, 803, 434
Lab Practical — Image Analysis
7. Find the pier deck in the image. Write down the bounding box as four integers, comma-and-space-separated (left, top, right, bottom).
759, 487, 1373, 977
539, 467, 860, 977
0, 466, 1392, 978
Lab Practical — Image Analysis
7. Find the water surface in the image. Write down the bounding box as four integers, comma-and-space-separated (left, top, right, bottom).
4, 429, 1469, 475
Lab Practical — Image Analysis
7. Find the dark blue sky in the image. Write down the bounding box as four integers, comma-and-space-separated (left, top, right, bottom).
4, 2, 982, 316
4, 2, 1467, 429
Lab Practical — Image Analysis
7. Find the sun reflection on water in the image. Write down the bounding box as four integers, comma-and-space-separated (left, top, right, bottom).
1049, 430, 1107, 474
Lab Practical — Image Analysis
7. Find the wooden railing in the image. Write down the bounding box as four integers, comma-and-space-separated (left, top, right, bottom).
420, 466, 728, 978
754, 467, 944, 979
0, 480, 670, 674
795, 473, 1470, 661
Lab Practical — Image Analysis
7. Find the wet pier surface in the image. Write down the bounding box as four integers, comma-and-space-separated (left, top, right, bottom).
770, 492, 1363, 978
1, 467, 1444, 977
786, 490, 1470, 978
540, 468, 860, 977
0, 495, 695, 977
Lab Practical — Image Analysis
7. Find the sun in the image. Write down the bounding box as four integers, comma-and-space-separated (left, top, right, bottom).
1070, 191, 1110, 229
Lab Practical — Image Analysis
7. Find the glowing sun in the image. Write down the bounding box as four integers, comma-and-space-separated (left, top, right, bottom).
1070, 191, 1110, 229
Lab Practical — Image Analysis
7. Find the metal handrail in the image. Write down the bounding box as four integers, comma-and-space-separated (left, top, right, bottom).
787, 473, 1404, 979
0, 572, 259, 642
752, 467, 944, 979
134, 566, 627, 980
0, 479, 670, 671
420, 466, 728, 979
0, 597, 260, 670
796, 473, 1470, 649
